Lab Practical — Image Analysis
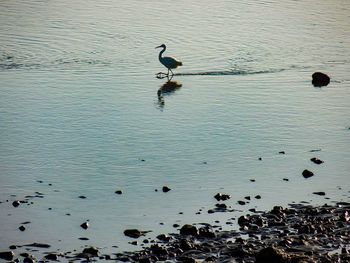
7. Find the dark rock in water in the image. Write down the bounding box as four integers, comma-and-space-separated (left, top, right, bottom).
214, 193, 231, 201
238, 200, 246, 205
179, 224, 198, 236
19, 225, 26, 231
124, 229, 148, 238
88, 201, 350, 263
156, 234, 171, 242
0, 251, 15, 261
179, 256, 196, 263
80, 221, 89, 230
310, 157, 324, 164
82, 246, 99, 256
312, 72, 330, 87
255, 247, 289, 263
205, 256, 217, 262
162, 186, 171, 193
255, 195, 262, 199
215, 203, 227, 209
278, 151, 285, 154
283, 178, 289, 181
313, 191, 326, 196
179, 239, 194, 251
150, 244, 168, 256
78, 195, 87, 199
24, 242, 51, 248
302, 169, 314, 178
139, 257, 152, 263
8, 245, 16, 250
23, 257, 35, 263
198, 227, 216, 238
12, 200, 20, 207
79, 237, 89, 240
115, 190, 123, 195
45, 253, 58, 260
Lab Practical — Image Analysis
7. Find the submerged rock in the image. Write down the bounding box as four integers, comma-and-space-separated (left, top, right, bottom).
24, 243, 51, 248
312, 72, 330, 87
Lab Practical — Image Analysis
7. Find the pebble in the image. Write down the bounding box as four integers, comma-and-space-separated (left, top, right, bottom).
80, 221, 89, 229
310, 157, 324, 164
82, 246, 99, 256
162, 186, 171, 193
124, 229, 149, 238
312, 72, 330, 87
302, 169, 314, 178
45, 253, 58, 260
214, 193, 231, 201
12, 201, 20, 207
313, 191, 326, 196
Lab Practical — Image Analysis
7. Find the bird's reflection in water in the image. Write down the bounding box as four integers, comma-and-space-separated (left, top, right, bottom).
157, 79, 182, 109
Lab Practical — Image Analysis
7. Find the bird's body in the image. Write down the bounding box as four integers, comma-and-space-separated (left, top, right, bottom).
156, 44, 182, 77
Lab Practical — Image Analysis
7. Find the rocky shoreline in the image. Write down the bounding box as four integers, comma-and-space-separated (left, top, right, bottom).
1, 201, 349, 263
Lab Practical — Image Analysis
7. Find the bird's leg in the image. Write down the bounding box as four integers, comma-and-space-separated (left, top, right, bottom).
167, 68, 170, 76
169, 69, 174, 77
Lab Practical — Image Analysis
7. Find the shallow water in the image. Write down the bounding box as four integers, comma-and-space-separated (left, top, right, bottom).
1, 0, 350, 259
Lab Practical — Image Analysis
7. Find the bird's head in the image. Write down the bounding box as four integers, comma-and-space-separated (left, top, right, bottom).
155, 44, 166, 49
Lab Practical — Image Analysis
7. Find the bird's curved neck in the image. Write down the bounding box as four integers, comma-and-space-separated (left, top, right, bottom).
158, 46, 166, 60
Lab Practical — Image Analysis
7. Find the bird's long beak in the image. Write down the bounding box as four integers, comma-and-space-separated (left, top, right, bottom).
155, 45, 162, 49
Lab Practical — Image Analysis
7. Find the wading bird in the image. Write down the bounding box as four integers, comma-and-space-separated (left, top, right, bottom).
156, 44, 182, 77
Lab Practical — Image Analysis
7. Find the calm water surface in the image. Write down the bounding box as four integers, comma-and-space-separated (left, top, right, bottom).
0, 0, 349, 258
